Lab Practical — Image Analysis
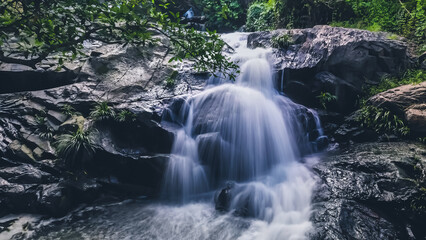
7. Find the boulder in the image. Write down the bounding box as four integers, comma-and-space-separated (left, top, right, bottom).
369, 82, 426, 136
405, 104, 426, 135
0, 164, 56, 184
248, 26, 412, 112
311, 142, 426, 239
369, 81, 426, 115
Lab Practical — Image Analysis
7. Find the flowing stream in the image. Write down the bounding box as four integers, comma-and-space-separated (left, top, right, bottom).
8, 33, 324, 240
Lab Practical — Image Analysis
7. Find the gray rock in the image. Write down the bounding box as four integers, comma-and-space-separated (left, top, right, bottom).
248, 26, 412, 112
0, 164, 55, 184
311, 142, 426, 239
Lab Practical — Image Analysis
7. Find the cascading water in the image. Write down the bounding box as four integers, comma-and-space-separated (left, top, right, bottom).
13, 33, 325, 240
162, 33, 324, 239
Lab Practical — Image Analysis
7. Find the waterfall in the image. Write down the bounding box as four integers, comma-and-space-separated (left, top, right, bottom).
162, 33, 323, 239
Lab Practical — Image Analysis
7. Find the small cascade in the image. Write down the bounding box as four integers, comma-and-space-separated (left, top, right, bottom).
162, 33, 325, 239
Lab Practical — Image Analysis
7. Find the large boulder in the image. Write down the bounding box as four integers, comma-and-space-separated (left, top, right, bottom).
311, 142, 426, 239
369, 82, 426, 136
248, 26, 413, 112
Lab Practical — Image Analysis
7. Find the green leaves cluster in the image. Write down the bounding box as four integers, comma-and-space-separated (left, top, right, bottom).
337, 0, 426, 43
246, 0, 276, 32
357, 105, 410, 136
195, 0, 245, 31
271, 32, 294, 49
89, 101, 116, 122
367, 69, 425, 97
316, 91, 337, 110
55, 127, 96, 169
0, 0, 239, 80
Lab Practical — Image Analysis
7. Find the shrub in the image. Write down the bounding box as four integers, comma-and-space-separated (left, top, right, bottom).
61, 104, 76, 117
35, 113, 54, 140
197, 0, 245, 31
271, 32, 294, 49
356, 105, 410, 136
246, 1, 276, 31
89, 101, 115, 121
316, 92, 337, 109
166, 70, 179, 88
115, 110, 137, 123
55, 127, 96, 169
368, 69, 425, 97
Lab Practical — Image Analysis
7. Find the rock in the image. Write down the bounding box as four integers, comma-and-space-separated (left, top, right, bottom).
311, 142, 426, 239
313, 71, 359, 113
405, 104, 426, 135
8, 141, 36, 163
369, 81, 426, 115
37, 183, 71, 217
0, 164, 55, 184
46, 110, 68, 125
59, 115, 86, 133
248, 26, 412, 112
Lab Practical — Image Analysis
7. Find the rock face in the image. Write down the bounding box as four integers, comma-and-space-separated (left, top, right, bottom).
311, 142, 426, 240
369, 82, 426, 136
248, 25, 413, 112
0, 36, 209, 217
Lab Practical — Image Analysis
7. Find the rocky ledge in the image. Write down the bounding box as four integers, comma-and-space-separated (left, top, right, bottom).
248, 25, 420, 113
311, 142, 426, 240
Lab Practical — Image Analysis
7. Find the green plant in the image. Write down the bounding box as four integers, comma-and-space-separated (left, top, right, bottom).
115, 110, 137, 123
197, 0, 245, 31
316, 92, 337, 109
357, 105, 410, 136
165, 70, 178, 88
90, 101, 115, 121
55, 127, 96, 169
418, 137, 426, 144
246, 0, 276, 31
368, 69, 425, 97
61, 104, 76, 117
34, 113, 55, 140
0, 0, 239, 80
271, 33, 294, 49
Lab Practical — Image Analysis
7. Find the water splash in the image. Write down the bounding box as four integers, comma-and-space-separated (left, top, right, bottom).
162, 32, 324, 239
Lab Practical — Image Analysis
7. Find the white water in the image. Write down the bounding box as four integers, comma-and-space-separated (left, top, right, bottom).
162, 33, 321, 239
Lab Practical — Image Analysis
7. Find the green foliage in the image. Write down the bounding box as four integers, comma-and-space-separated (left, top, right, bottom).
271, 32, 294, 48
115, 110, 137, 123
357, 105, 410, 136
165, 70, 178, 88
418, 137, 426, 144
316, 91, 337, 109
55, 127, 95, 169
196, 0, 245, 31
368, 69, 425, 97
274, 0, 354, 29
344, 0, 426, 43
61, 104, 76, 117
35, 113, 54, 140
89, 101, 115, 121
0, 0, 239, 80
246, 0, 276, 31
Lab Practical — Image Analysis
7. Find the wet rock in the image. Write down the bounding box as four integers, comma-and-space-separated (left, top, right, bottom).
37, 183, 71, 217
8, 141, 36, 163
58, 115, 86, 133
248, 26, 412, 112
0, 164, 56, 184
311, 142, 426, 239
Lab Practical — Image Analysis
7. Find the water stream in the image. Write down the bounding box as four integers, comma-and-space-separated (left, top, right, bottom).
161, 33, 322, 239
